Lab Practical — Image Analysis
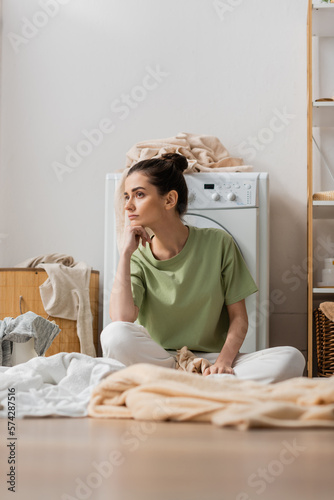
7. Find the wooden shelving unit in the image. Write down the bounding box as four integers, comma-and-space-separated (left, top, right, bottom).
307, 1, 334, 376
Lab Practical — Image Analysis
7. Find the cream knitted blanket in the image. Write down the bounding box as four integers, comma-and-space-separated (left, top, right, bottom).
88, 363, 334, 429
114, 132, 252, 253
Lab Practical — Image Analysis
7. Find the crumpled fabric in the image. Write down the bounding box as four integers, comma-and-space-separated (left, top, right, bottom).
15, 253, 76, 268
175, 346, 212, 374
0, 312, 60, 366
0, 352, 125, 417
125, 132, 249, 171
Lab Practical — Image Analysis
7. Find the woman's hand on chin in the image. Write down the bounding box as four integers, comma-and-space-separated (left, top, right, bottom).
122, 225, 151, 256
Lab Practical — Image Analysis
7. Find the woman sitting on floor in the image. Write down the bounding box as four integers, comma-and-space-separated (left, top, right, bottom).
101, 153, 305, 383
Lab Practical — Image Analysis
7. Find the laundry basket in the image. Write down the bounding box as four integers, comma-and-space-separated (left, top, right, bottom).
314, 308, 334, 377
0, 268, 100, 359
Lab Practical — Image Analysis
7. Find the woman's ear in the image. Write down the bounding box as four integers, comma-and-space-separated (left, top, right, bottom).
164, 190, 178, 211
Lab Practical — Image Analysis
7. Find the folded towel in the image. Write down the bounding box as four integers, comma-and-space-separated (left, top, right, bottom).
0, 312, 60, 366
319, 302, 334, 323
88, 363, 334, 429
115, 132, 252, 253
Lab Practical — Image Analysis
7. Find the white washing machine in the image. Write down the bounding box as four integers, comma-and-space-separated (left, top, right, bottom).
103, 172, 269, 353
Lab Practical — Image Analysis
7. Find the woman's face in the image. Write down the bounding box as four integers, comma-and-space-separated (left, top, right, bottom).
124, 172, 167, 228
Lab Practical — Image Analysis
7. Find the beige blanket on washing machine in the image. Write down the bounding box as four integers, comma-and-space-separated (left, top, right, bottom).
114, 132, 252, 253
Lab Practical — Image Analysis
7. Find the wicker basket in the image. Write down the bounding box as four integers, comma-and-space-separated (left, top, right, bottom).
314, 308, 334, 377
0, 268, 100, 357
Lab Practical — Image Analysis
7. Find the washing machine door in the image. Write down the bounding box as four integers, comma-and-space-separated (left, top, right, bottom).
183, 213, 242, 254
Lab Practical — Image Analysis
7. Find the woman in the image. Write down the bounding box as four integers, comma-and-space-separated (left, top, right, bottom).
101, 153, 305, 383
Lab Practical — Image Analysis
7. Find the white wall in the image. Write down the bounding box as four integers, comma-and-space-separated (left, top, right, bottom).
0, 0, 309, 353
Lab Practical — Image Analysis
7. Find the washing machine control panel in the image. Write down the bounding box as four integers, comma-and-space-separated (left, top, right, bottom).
186, 173, 259, 209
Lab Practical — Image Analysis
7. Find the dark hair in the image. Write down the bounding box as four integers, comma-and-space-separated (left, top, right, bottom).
127, 153, 188, 216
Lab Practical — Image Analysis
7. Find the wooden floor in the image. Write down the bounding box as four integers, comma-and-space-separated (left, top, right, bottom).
1, 417, 334, 500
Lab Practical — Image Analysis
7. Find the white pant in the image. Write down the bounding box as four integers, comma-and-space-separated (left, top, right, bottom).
100, 321, 306, 384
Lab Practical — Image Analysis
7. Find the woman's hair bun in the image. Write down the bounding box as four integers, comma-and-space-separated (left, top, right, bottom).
161, 152, 188, 173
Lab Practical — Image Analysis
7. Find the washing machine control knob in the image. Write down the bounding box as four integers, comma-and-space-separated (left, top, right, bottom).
211, 192, 220, 201
227, 192, 236, 201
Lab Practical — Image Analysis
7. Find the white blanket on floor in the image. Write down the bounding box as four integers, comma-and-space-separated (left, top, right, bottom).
0, 353, 125, 418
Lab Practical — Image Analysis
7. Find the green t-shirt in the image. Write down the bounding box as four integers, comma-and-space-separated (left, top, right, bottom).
130, 225, 258, 352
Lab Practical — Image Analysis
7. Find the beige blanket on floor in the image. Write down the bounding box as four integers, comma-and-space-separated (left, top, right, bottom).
88, 363, 334, 429
114, 132, 252, 253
